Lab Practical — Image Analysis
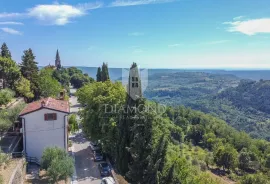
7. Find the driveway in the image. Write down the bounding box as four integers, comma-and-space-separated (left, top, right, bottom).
69, 87, 102, 184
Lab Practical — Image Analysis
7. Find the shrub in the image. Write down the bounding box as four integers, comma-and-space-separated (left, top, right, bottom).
199, 161, 208, 171
0, 89, 15, 106
47, 156, 74, 184
41, 147, 74, 184
68, 114, 79, 133
0, 150, 9, 167
228, 173, 238, 181
192, 159, 199, 166
68, 140, 72, 147
240, 173, 269, 184
41, 147, 67, 170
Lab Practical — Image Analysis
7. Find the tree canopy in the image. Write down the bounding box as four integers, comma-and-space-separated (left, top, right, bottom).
0, 43, 11, 58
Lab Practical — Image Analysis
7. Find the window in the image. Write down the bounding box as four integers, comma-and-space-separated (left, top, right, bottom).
132, 77, 139, 88
44, 113, 57, 121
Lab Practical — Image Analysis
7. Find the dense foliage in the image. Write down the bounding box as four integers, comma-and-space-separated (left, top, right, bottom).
38, 68, 61, 98
0, 56, 21, 89
67, 67, 94, 88
77, 66, 270, 183
0, 43, 94, 134
0, 101, 25, 132
144, 72, 270, 140
0, 89, 15, 106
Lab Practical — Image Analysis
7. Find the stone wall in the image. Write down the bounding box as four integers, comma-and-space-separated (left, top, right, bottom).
8, 159, 25, 184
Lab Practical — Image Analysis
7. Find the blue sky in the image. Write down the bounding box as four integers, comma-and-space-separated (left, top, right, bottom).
0, 0, 270, 68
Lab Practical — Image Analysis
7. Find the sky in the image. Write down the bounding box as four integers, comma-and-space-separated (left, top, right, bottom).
0, 0, 270, 69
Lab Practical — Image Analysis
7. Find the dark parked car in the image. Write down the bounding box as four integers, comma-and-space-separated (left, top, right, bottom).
98, 162, 111, 177
89, 141, 101, 151
94, 150, 104, 161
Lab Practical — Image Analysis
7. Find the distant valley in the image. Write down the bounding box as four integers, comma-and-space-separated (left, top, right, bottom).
53, 66, 270, 140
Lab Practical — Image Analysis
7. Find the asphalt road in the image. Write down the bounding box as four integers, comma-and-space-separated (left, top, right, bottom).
69, 87, 102, 184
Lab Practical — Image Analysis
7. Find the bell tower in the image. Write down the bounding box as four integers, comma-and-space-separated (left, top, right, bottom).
128, 63, 142, 100
55, 49, 61, 70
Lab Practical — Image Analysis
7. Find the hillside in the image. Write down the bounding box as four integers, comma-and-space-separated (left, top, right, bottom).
144, 72, 270, 140
144, 72, 240, 105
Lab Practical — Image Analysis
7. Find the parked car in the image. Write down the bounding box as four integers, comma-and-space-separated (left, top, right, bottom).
101, 177, 115, 184
94, 150, 104, 161
98, 162, 111, 177
89, 141, 101, 151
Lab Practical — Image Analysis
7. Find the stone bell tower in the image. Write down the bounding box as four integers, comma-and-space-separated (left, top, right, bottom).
55, 49, 61, 70
128, 63, 142, 100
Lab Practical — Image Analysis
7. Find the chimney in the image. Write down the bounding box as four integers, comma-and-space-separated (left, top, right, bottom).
59, 89, 66, 100
41, 100, 46, 107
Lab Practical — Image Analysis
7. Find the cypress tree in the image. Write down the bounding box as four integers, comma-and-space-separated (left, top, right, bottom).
1, 42, 12, 58
101, 62, 110, 81
96, 67, 102, 82
55, 49, 61, 70
143, 135, 168, 184
117, 62, 152, 182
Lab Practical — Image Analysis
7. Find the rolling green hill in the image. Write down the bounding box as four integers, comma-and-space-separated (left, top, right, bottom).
144, 72, 270, 140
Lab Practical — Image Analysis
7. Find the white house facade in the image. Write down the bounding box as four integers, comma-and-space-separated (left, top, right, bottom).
19, 97, 69, 162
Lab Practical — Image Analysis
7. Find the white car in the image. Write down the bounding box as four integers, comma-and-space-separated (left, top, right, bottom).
101, 177, 115, 184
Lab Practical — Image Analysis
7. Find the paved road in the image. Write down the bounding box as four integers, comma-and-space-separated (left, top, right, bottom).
69, 87, 102, 184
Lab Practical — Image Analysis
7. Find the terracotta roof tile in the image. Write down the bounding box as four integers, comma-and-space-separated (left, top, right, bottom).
19, 97, 69, 116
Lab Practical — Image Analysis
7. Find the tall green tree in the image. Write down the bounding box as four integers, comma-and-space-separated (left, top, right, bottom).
126, 100, 153, 183
143, 135, 168, 184
101, 62, 110, 81
20, 49, 39, 80
20, 49, 40, 99
0, 57, 20, 89
0, 43, 11, 58
96, 67, 102, 82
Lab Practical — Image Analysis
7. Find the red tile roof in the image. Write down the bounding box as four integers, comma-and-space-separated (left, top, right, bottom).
20, 97, 69, 116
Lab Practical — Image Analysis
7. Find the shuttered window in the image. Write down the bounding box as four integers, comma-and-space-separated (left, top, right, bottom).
44, 113, 57, 121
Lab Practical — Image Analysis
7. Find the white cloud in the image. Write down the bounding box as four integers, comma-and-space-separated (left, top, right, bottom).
27, 4, 86, 25
110, 0, 174, 7
224, 18, 270, 35
0, 12, 22, 19
0, 22, 24, 25
128, 32, 144, 36
0, 27, 22, 35
0, 2, 104, 26
77, 2, 104, 10
168, 43, 183, 47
